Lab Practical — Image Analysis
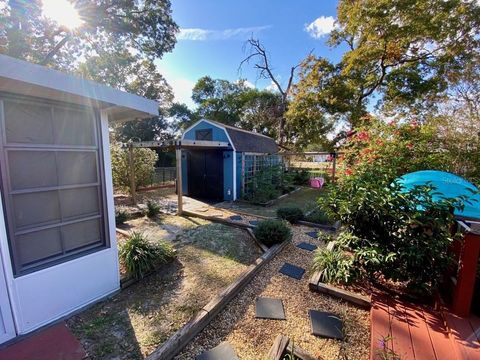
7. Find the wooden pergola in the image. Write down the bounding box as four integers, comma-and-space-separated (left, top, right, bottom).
122, 139, 230, 214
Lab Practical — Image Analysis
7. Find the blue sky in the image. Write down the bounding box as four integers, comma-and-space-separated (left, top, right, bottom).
156, 0, 344, 108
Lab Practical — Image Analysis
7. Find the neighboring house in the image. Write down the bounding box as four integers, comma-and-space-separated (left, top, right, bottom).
181, 119, 278, 201
0, 54, 158, 344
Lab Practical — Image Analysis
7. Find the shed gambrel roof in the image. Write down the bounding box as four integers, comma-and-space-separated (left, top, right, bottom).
185, 119, 278, 153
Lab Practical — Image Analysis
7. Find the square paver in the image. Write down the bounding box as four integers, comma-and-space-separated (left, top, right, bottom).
255, 297, 286, 320
229, 215, 243, 221
305, 231, 318, 239
297, 242, 318, 252
279, 263, 305, 280
249, 220, 259, 226
309, 310, 344, 340
196, 342, 239, 360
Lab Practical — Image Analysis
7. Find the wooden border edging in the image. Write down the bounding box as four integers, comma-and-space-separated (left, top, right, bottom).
182, 210, 256, 229
116, 228, 131, 237
246, 228, 268, 253
146, 240, 289, 360
309, 272, 371, 309
267, 335, 319, 360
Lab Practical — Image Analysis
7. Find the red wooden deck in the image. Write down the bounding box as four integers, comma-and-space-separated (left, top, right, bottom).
371, 293, 480, 360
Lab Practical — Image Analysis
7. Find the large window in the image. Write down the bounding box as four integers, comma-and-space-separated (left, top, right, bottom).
0, 95, 109, 276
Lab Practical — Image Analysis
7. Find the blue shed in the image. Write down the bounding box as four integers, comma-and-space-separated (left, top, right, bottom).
180, 119, 278, 201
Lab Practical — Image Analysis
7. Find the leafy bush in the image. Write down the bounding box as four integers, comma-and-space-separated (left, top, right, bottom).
115, 210, 129, 226
119, 232, 175, 279
320, 173, 465, 295
292, 169, 311, 185
110, 143, 157, 190
277, 206, 304, 223
304, 208, 331, 224
244, 166, 282, 203
146, 200, 161, 218
253, 220, 292, 247
312, 248, 356, 284
243, 164, 296, 203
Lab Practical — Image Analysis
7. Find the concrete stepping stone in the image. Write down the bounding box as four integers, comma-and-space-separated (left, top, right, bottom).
309, 310, 344, 340
279, 263, 305, 280
229, 215, 243, 221
196, 341, 239, 360
249, 220, 259, 226
305, 231, 318, 239
255, 297, 286, 320
297, 242, 318, 252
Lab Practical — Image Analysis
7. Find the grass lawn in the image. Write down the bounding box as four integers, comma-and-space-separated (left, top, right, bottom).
67, 214, 261, 360
217, 187, 326, 218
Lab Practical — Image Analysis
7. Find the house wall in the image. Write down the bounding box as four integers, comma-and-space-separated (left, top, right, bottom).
181, 120, 235, 201
0, 109, 119, 337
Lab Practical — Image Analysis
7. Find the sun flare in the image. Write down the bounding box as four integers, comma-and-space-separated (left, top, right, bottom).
42, 0, 83, 29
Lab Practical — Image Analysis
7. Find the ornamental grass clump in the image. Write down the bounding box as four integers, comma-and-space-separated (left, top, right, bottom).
119, 232, 174, 279
115, 209, 129, 226
146, 200, 161, 218
253, 219, 292, 247
277, 206, 304, 223
312, 248, 356, 285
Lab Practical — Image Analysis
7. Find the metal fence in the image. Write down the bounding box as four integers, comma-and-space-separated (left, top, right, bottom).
138, 167, 176, 190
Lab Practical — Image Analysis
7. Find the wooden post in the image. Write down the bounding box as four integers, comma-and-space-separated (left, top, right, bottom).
176, 144, 183, 215
241, 153, 245, 198
332, 151, 337, 185
452, 232, 480, 317
128, 143, 136, 205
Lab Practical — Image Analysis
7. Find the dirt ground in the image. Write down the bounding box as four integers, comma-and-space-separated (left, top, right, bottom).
67, 213, 262, 360
176, 226, 371, 360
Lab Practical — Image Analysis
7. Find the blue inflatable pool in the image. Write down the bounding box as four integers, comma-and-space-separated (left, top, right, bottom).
396, 170, 480, 220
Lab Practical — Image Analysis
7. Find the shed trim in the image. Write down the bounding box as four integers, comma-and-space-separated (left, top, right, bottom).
181, 119, 237, 151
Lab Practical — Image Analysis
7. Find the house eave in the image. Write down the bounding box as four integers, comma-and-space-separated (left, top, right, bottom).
0, 54, 158, 120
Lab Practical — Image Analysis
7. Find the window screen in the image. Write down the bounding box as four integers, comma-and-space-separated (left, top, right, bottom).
195, 129, 212, 141
0, 96, 109, 275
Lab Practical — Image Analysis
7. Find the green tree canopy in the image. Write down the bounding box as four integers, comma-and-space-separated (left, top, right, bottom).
288, 0, 480, 145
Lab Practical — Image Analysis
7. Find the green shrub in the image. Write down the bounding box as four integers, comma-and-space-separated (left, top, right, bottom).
320, 173, 466, 295
146, 200, 161, 218
312, 248, 356, 284
253, 220, 292, 247
292, 169, 310, 185
110, 143, 157, 190
115, 210, 129, 226
119, 232, 174, 279
277, 206, 304, 223
304, 208, 331, 224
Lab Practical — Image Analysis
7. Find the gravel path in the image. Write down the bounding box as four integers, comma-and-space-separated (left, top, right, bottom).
175, 225, 370, 360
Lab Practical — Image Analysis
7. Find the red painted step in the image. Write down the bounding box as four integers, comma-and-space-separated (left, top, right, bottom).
0, 322, 87, 360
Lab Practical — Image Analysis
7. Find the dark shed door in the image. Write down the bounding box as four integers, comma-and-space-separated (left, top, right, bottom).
188, 150, 223, 201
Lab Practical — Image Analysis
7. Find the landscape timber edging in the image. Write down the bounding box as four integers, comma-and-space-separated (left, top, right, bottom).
146, 240, 289, 360
308, 272, 371, 309
267, 334, 320, 360
182, 210, 256, 229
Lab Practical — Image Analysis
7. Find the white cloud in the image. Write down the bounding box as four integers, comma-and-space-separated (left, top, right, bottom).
305, 16, 336, 39
178, 26, 271, 41
236, 79, 255, 89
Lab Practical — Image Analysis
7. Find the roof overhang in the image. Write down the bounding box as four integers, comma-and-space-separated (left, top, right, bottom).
124, 139, 231, 150
0, 54, 158, 121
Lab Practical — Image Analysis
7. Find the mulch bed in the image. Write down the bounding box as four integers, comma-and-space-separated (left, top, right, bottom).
175, 226, 371, 360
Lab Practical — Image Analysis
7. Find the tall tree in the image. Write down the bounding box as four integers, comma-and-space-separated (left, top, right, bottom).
289, 0, 480, 138
1, 0, 178, 69
192, 76, 248, 126
239, 38, 301, 145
